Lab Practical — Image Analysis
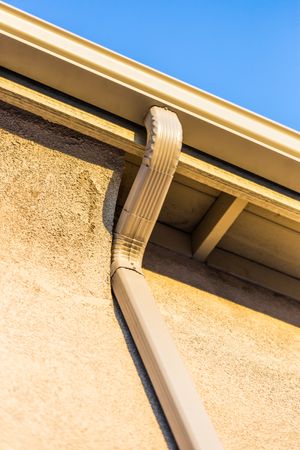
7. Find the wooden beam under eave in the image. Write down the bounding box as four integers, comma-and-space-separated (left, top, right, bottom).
192, 193, 247, 262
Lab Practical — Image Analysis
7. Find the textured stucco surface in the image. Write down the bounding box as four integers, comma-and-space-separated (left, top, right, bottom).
144, 244, 300, 450
0, 103, 172, 450
1, 101, 300, 450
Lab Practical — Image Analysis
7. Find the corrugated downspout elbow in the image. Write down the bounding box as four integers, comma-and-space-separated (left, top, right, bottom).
111, 106, 223, 450
111, 106, 182, 276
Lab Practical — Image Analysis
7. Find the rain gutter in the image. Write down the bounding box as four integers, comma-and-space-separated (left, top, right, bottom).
1, 2, 300, 192
111, 106, 223, 450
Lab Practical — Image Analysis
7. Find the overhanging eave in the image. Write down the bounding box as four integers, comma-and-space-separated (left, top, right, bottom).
1, 2, 300, 192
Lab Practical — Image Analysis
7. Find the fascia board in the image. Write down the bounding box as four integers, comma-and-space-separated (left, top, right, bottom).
1, 3, 300, 192
1, 71, 300, 223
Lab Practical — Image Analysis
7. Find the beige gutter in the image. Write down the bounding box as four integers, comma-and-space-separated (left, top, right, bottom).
112, 106, 223, 450
1, 3, 300, 192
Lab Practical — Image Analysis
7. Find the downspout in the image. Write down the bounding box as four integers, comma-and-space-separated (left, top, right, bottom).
111, 106, 223, 450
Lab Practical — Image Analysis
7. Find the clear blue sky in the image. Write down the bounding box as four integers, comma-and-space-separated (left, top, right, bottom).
5, 0, 300, 130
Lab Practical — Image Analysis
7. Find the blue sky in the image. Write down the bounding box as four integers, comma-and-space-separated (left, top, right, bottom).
5, 0, 300, 130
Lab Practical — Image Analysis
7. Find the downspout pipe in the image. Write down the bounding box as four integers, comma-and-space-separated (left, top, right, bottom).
111, 106, 223, 450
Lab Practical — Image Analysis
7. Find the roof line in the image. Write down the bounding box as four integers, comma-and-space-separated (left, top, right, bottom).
1, 2, 300, 192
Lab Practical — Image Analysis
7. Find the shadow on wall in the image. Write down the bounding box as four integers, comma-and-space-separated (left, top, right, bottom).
0, 100, 123, 234
113, 298, 179, 450
143, 242, 300, 328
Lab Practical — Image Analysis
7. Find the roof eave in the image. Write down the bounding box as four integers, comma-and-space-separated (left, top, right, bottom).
1, 2, 300, 192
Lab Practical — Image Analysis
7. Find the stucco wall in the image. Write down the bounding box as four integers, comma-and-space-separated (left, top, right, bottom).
144, 244, 300, 450
0, 103, 172, 450
1, 101, 299, 450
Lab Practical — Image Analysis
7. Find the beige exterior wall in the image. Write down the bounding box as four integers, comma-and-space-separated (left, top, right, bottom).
0, 103, 171, 450
0, 102, 299, 450
144, 244, 300, 450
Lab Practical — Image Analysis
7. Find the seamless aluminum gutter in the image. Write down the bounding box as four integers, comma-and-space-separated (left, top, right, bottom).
1, 2, 300, 193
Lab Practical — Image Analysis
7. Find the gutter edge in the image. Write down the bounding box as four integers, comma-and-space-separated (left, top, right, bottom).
1, 3, 300, 194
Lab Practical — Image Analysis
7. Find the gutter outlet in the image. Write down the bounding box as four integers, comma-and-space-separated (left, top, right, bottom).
111, 106, 223, 450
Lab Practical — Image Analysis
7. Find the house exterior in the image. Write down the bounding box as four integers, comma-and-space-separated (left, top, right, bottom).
0, 3, 299, 449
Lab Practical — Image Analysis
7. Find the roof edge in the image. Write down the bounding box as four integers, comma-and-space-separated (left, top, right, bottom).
1, 2, 300, 192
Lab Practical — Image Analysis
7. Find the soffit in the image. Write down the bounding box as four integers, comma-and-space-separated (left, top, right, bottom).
117, 163, 300, 287
1, 67, 300, 301
218, 208, 300, 279
118, 160, 220, 232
